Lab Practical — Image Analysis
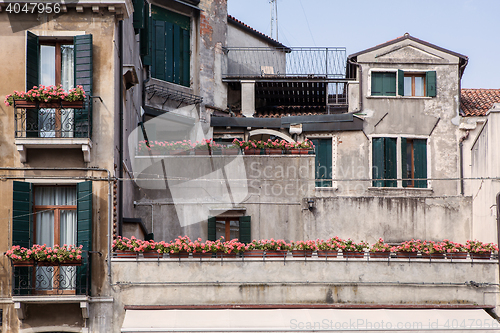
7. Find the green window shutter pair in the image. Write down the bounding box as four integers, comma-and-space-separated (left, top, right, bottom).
371, 72, 396, 96
311, 138, 332, 187
148, 6, 190, 87
25, 32, 93, 138
12, 181, 93, 295
372, 137, 397, 187
396, 70, 436, 97
207, 216, 251, 243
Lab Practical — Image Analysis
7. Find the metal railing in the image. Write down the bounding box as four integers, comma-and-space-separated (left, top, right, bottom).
12, 255, 89, 296
222, 47, 348, 79
14, 107, 91, 138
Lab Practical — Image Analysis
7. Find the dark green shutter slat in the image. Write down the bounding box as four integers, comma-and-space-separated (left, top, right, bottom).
165, 22, 174, 82
12, 181, 33, 249
239, 216, 251, 244
151, 5, 190, 30
77, 181, 92, 295
74, 34, 93, 138
384, 73, 396, 96
413, 139, 427, 188
397, 69, 404, 96
181, 28, 190, 87
207, 216, 216, 241
140, 3, 150, 57
401, 138, 408, 188
26, 31, 39, 138
133, 0, 145, 30
372, 138, 385, 187
426, 71, 436, 97
173, 24, 181, 85
384, 137, 397, 187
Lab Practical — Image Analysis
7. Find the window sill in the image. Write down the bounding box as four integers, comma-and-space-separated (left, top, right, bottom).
15, 138, 92, 163
367, 96, 432, 100
367, 187, 433, 196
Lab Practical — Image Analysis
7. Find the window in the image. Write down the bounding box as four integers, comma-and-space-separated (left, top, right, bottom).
372, 137, 427, 188
208, 216, 251, 243
311, 138, 332, 187
371, 72, 396, 96
144, 6, 190, 87
25, 32, 93, 138
370, 70, 436, 97
12, 181, 92, 295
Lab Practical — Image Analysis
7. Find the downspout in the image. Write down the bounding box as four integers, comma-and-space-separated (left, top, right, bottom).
459, 131, 469, 196
347, 57, 362, 113
118, 20, 124, 237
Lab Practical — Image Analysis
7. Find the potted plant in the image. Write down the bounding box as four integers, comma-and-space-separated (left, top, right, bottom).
166, 140, 193, 155
369, 238, 391, 258
442, 239, 468, 259
420, 241, 446, 259
466, 240, 498, 260
168, 236, 193, 258
392, 239, 421, 259
259, 238, 291, 258
242, 240, 265, 258
191, 238, 216, 258
341, 239, 368, 258
193, 139, 212, 155
289, 139, 315, 154
264, 139, 284, 155
291, 240, 317, 257
5, 245, 34, 266
5, 85, 86, 109
317, 237, 342, 258
223, 143, 241, 155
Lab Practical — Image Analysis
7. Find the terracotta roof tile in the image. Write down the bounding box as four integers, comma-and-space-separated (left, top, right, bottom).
461, 89, 500, 116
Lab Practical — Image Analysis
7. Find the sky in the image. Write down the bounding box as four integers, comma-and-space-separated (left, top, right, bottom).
228, 0, 499, 89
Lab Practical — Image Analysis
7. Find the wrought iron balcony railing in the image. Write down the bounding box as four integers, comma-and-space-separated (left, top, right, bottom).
222, 47, 349, 79
14, 104, 91, 139
12, 256, 89, 296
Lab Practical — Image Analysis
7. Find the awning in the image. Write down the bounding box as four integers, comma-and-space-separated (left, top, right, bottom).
121, 308, 498, 332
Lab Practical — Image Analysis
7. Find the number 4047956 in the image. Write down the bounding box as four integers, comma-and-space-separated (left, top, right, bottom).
6, 3, 61, 14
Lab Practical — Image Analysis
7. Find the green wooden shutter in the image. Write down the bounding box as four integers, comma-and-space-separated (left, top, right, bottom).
397, 69, 404, 96
312, 139, 332, 187
384, 137, 397, 187
372, 138, 385, 187
371, 73, 383, 96
413, 139, 427, 188
239, 216, 251, 244
173, 24, 181, 85
12, 181, 33, 296
26, 31, 39, 138
401, 138, 408, 187
12, 181, 33, 248
133, 0, 145, 30
181, 28, 190, 87
426, 71, 436, 97
207, 216, 216, 241
383, 73, 396, 96
74, 34, 93, 138
140, 3, 150, 57
153, 20, 166, 80
143, 15, 153, 66
77, 181, 92, 295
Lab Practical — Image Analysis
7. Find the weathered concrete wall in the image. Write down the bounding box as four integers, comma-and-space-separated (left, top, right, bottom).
468, 105, 500, 242
109, 258, 499, 332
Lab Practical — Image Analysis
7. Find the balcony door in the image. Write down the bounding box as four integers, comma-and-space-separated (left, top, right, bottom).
38, 43, 75, 138
34, 186, 77, 294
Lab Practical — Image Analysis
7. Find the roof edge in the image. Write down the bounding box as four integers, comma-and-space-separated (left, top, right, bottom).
227, 15, 290, 50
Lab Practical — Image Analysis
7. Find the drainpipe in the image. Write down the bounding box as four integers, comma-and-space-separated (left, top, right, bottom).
118, 20, 124, 237
497, 192, 500, 290
459, 132, 469, 196
347, 57, 362, 113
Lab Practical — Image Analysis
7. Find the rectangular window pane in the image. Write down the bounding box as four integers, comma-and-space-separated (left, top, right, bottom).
39, 45, 55, 86
215, 220, 225, 240
404, 77, 412, 96
61, 45, 74, 91
229, 220, 239, 241
414, 76, 424, 96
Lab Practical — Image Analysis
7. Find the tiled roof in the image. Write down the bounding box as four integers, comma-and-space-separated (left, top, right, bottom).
461, 89, 500, 116
227, 15, 289, 49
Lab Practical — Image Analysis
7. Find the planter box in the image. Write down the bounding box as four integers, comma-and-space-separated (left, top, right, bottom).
317, 250, 338, 258
446, 252, 468, 260
13, 99, 84, 109
369, 252, 391, 259
242, 250, 264, 258
37, 260, 82, 266
11, 259, 35, 267
343, 251, 365, 259
420, 253, 445, 260
264, 250, 287, 258
291, 250, 313, 257
470, 252, 491, 260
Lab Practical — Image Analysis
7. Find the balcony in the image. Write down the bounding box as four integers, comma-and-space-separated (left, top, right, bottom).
13, 101, 92, 162
12, 258, 89, 296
